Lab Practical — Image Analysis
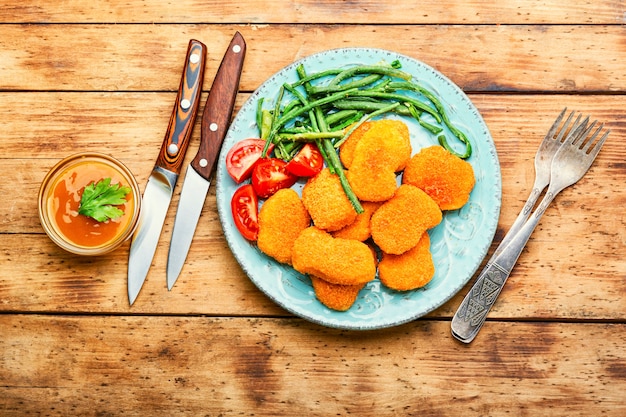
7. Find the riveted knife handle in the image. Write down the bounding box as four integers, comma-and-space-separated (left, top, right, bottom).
155, 39, 207, 174
192, 32, 246, 180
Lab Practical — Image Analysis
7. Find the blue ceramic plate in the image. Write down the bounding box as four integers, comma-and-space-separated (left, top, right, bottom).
216, 48, 501, 330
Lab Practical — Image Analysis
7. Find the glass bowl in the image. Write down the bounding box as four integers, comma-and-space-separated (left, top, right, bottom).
38, 152, 141, 255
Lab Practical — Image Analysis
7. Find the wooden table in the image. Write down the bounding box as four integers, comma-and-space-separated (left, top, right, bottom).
1, 1, 625, 415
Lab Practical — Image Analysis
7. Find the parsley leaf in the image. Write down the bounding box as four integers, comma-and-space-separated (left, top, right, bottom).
78, 178, 131, 222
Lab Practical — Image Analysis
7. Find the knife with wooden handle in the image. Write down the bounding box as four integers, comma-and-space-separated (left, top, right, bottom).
127, 39, 207, 305
166, 32, 246, 290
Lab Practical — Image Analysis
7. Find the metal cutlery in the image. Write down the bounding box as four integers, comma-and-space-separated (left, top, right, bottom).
451, 109, 609, 343
167, 32, 246, 290
127, 40, 207, 305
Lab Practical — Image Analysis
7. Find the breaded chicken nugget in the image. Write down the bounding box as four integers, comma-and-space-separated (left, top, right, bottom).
341, 119, 412, 171
402, 145, 475, 211
302, 168, 358, 232
332, 201, 381, 241
339, 121, 374, 169
257, 188, 311, 265
366, 119, 412, 172
346, 134, 398, 202
310, 276, 365, 311
370, 184, 442, 255
292, 227, 377, 286
378, 232, 435, 291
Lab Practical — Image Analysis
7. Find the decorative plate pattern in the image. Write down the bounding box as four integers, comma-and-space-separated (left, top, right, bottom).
216, 48, 501, 330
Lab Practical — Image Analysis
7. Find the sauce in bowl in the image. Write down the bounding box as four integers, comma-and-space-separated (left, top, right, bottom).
39, 153, 141, 255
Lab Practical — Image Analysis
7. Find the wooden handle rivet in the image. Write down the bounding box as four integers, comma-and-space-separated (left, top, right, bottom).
167, 144, 179, 155
189, 53, 200, 64
180, 99, 191, 110
232, 45, 242, 54
199, 158, 208, 168
210, 122, 218, 132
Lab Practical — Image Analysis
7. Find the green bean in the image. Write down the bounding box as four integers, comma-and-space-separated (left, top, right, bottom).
386, 81, 472, 158
334, 102, 400, 148
255, 98, 264, 135
349, 90, 441, 122
278, 131, 344, 141
267, 87, 360, 143
326, 65, 412, 88
261, 85, 284, 157
260, 110, 273, 140
332, 99, 412, 116
296, 65, 363, 212
321, 139, 363, 214
289, 65, 343, 89
329, 111, 364, 131
256, 60, 473, 207
406, 103, 443, 135
308, 73, 383, 95
324, 109, 359, 126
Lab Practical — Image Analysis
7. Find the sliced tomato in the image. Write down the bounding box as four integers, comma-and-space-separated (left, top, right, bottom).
231, 184, 259, 241
252, 158, 298, 199
226, 139, 274, 184
285, 143, 324, 177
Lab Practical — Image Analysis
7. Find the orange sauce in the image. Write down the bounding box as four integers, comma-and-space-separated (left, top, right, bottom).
47, 160, 135, 248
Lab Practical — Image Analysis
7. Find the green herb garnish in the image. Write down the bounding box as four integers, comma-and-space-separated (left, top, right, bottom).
78, 178, 131, 222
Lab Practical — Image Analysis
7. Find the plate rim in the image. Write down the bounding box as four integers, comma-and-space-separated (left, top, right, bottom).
216, 46, 501, 330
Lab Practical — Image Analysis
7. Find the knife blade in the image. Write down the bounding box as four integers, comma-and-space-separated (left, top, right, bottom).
166, 32, 246, 290
128, 39, 207, 305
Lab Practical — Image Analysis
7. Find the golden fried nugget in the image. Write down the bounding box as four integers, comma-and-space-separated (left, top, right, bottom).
292, 227, 377, 286
402, 145, 475, 211
257, 188, 311, 265
341, 119, 412, 171
302, 168, 358, 232
378, 232, 435, 291
370, 184, 442, 255
339, 121, 374, 169
346, 133, 398, 202
310, 276, 366, 311
332, 201, 381, 241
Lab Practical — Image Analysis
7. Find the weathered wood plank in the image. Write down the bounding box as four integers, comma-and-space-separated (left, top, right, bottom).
2, 93, 624, 319
0, 316, 624, 416
4, 91, 626, 163
1, 24, 626, 92
1, 0, 624, 24
3, 220, 624, 319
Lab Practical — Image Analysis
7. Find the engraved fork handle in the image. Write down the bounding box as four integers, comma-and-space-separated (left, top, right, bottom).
451, 187, 560, 343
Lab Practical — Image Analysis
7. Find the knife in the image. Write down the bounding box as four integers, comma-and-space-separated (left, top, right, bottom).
128, 39, 207, 305
166, 32, 247, 290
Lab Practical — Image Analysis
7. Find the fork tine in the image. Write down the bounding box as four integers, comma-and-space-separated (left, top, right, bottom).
569, 118, 595, 146
545, 107, 568, 139
583, 124, 609, 156
553, 109, 576, 142
563, 114, 589, 145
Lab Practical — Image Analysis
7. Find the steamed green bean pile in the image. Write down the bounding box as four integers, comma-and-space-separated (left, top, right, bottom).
257, 60, 472, 213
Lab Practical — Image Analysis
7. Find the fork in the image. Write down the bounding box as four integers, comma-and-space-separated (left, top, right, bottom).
451, 111, 609, 343
490, 108, 579, 259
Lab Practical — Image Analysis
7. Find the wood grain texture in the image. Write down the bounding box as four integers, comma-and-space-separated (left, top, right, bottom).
2, 1, 625, 415
0, 316, 624, 416
1, 0, 624, 24
2, 94, 624, 318
1, 24, 626, 92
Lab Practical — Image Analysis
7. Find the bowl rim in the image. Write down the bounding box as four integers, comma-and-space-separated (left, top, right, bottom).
38, 152, 141, 256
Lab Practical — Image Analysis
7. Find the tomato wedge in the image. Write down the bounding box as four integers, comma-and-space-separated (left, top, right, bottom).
252, 158, 298, 199
226, 139, 274, 184
285, 143, 324, 177
231, 184, 259, 241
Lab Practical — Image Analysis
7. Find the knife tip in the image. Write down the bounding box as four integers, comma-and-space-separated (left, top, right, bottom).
166, 274, 178, 292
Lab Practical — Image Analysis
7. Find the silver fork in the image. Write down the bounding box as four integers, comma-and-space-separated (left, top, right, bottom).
490, 108, 580, 259
451, 111, 609, 343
